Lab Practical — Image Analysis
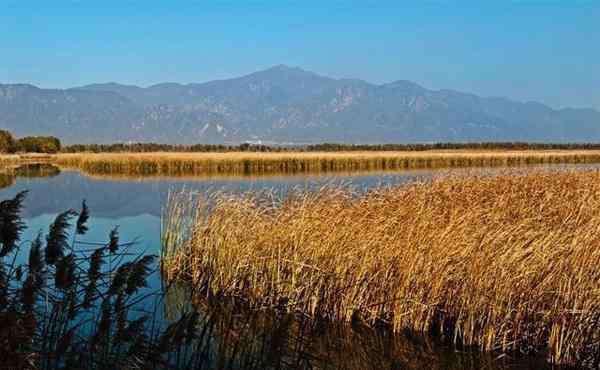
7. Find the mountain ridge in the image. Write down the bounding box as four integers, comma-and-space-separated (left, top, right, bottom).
1, 65, 598, 144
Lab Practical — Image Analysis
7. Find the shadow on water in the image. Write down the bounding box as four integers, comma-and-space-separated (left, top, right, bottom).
160, 284, 555, 370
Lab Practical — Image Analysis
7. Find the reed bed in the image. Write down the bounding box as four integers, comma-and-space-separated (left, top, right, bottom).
56, 150, 600, 176
0, 154, 22, 167
162, 170, 600, 367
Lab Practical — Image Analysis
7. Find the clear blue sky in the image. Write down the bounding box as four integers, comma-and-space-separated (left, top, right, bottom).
1, 1, 598, 110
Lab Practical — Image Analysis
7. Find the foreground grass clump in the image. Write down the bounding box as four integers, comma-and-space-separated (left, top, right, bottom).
56, 150, 600, 176
0, 193, 201, 369
162, 170, 600, 367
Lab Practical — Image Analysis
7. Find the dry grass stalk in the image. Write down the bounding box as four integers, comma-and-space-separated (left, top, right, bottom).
162, 170, 600, 366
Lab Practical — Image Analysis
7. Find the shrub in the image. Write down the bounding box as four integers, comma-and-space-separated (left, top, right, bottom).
16, 136, 61, 153
0, 130, 15, 153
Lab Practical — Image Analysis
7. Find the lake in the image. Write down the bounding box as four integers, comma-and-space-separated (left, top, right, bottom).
1, 163, 584, 369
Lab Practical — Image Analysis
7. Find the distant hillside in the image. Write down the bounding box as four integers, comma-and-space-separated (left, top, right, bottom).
1, 65, 599, 144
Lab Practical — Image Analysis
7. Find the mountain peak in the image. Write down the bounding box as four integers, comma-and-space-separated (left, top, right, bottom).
248, 65, 327, 80
382, 80, 425, 92
267, 64, 296, 71
265, 64, 311, 73
2, 67, 599, 144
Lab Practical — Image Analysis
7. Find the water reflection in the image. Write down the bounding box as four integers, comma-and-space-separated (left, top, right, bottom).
0, 163, 61, 189
161, 285, 553, 370
13, 163, 61, 178
0, 173, 14, 189
1, 167, 433, 219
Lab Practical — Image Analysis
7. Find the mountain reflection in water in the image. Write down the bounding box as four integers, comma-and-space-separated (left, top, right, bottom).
0, 167, 431, 218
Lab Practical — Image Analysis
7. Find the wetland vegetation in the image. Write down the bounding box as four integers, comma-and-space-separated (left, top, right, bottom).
3, 150, 600, 368
0, 191, 207, 369
50, 150, 600, 177
7, 125, 600, 178
1, 163, 563, 370
162, 170, 600, 368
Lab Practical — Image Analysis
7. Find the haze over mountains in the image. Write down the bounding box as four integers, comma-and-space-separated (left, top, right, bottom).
0, 65, 598, 144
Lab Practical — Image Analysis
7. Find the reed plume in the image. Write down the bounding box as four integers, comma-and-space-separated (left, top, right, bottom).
45, 209, 77, 265
76, 199, 89, 235
109, 262, 133, 295
28, 233, 44, 276
126, 255, 155, 296
108, 226, 119, 254
0, 190, 27, 257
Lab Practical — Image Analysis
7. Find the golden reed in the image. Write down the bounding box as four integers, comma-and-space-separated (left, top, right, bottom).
55, 150, 600, 176
162, 170, 600, 367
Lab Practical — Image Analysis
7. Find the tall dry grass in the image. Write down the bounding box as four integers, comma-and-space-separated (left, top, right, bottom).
162, 170, 600, 367
56, 150, 600, 176
0, 154, 22, 167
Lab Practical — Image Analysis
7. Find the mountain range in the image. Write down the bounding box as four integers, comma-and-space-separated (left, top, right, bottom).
1, 65, 599, 144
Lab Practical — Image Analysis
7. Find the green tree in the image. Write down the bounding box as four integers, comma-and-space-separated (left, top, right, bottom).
0, 130, 15, 153
15, 136, 61, 153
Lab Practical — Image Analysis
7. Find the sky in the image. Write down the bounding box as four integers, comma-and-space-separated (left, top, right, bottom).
0, 0, 598, 110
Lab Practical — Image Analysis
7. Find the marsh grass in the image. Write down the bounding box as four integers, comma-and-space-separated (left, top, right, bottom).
162, 170, 600, 367
55, 150, 600, 176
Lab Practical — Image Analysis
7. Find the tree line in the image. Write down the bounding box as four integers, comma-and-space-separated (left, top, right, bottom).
5, 127, 600, 154
62, 142, 283, 153
63, 141, 600, 153
304, 142, 600, 151
0, 129, 61, 154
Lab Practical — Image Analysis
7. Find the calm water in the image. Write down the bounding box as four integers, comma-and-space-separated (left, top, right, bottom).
1, 164, 586, 369
0, 167, 436, 259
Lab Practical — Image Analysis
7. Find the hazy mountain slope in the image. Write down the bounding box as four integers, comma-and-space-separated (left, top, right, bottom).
1, 65, 599, 144
0, 84, 143, 142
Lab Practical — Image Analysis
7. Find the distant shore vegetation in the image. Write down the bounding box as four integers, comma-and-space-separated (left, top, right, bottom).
7, 127, 600, 177
0, 129, 61, 154
52, 150, 600, 177
6, 127, 600, 155
63, 141, 600, 153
